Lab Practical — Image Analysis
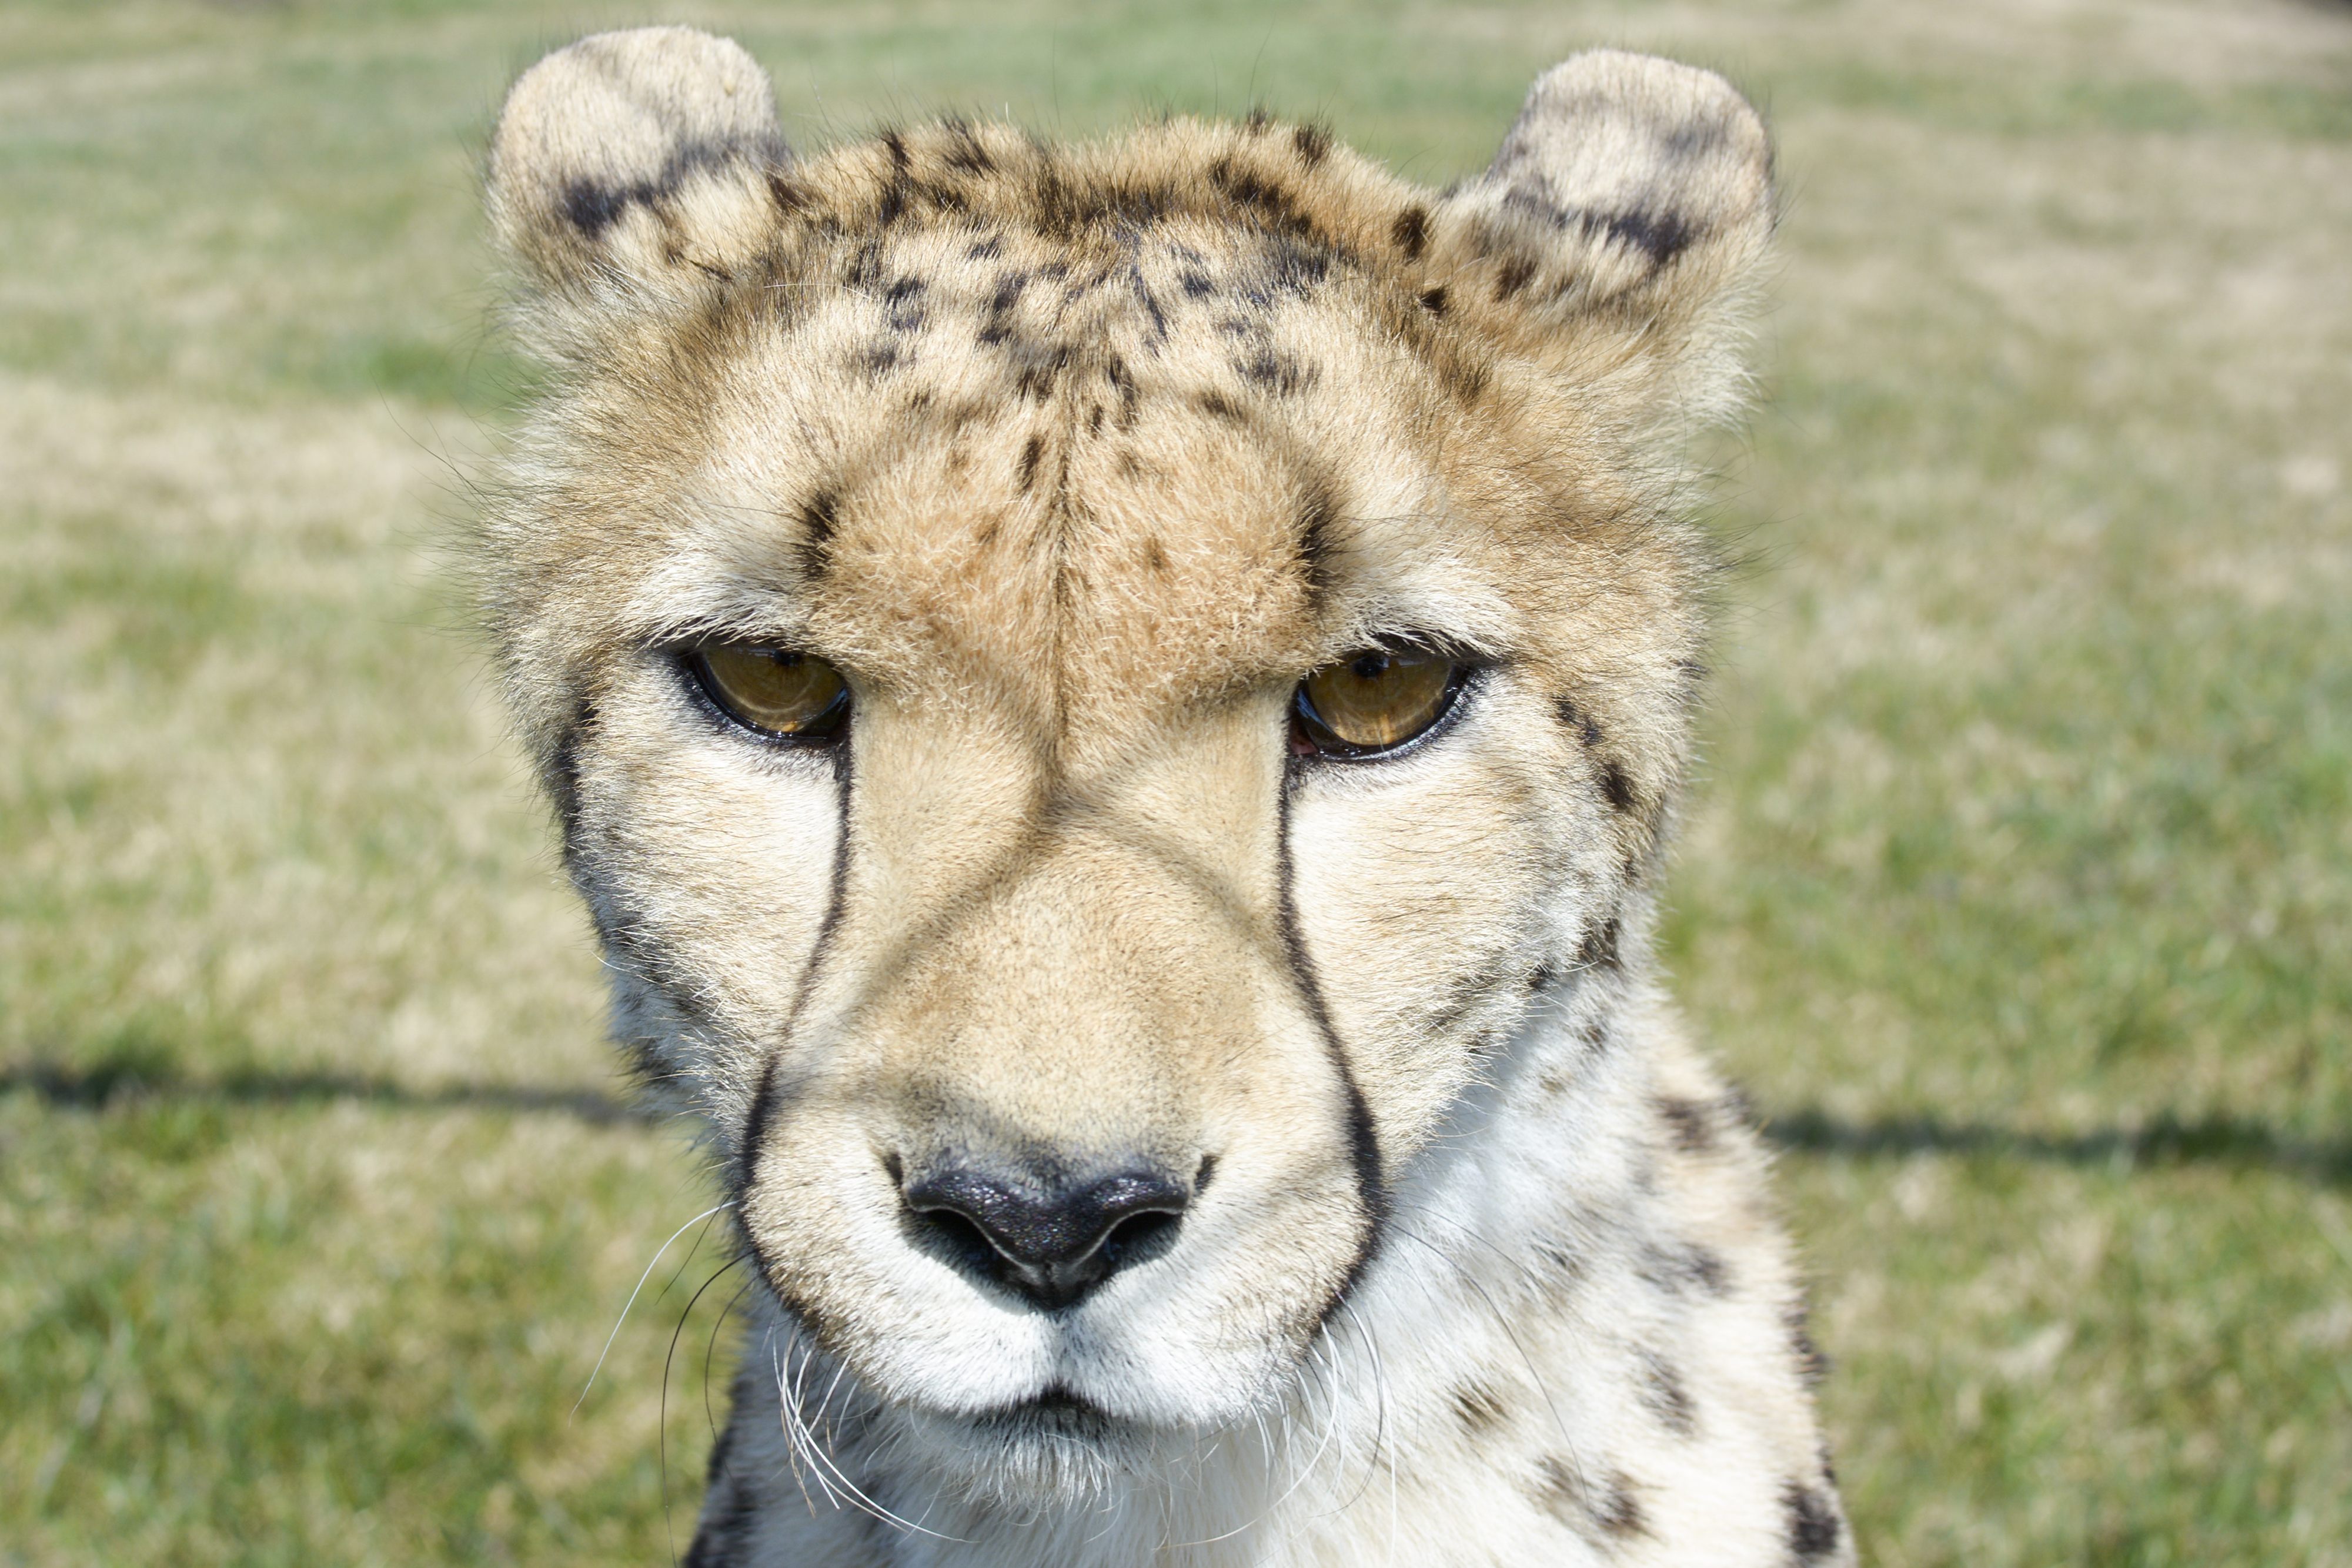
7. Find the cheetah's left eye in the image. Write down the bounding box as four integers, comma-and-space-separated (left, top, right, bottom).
688, 644, 850, 741
1290, 646, 1464, 758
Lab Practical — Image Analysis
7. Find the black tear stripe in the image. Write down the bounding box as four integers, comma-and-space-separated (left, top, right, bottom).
1275, 766, 1388, 1309
730, 739, 858, 1228
544, 693, 597, 868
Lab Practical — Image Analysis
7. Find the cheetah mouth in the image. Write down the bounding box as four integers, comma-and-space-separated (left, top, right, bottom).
974, 1385, 1120, 1439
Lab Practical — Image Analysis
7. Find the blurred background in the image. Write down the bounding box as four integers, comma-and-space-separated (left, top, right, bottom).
2, 1, 2347, 1562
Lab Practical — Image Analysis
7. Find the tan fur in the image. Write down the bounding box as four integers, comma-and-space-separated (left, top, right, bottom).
479, 28, 1849, 1566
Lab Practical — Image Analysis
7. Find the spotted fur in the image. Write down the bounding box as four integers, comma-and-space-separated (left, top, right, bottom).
479, 26, 1849, 1566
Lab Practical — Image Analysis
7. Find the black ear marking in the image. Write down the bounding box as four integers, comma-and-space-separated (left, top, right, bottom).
489, 29, 790, 290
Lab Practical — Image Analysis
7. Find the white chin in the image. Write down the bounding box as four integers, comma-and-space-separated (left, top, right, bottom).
897, 1396, 1182, 1507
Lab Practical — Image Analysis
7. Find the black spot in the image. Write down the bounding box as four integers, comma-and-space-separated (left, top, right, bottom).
1657, 1095, 1716, 1154
1207, 156, 1317, 239
857, 342, 902, 376
1262, 236, 1331, 293
799, 490, 839, 577
943, 121, 995, 175
1553, 696, 1603, 748
1106, 355, 1140, 430
1638, 1350, 1697, 1437
1179, 269, 1215, 298
1015, 434, 1045, 493
1594, 1471, 1648, 1539
1194, 390, 1245, 422
1013, 343, 1070, 401
882, 273, 928, 330
766, 173, 808, 216
1451, 1379, 1509, 1435
1639, 1239, 1731, 1299
1531, 1456, 1652, 1546
1245, 106, 1271, 134
874, 130, 913, 226
1576, 917, 1621, 971
1391, 204, 1430, 262
1527, 962, 1556, 994
1087, 403, 1105, 435
1783, 1482, 1844, 1562
1418, 285, 1448, 316
1295, 480, 1336, 605
1291, 122, 1331, 165
1237, 350, 1313, 395
1495, 253, 1536, 302
1786, 1299, 1830, 1388
1598, 760, 1639, 815
965, 234, 1004, 260
1528, 1230, 1589, 1299
1130, 270, 1170, 346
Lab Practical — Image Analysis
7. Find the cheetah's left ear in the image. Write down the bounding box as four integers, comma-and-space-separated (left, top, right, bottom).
1432, 51, 1773, 429
486, 27, 787, 307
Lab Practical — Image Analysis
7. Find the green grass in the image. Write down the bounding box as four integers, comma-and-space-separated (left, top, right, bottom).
4, 1, 2348, 1562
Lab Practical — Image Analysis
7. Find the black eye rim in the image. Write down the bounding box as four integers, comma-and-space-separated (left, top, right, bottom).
676, 641, 852, 746
1289, 644, 1479, 763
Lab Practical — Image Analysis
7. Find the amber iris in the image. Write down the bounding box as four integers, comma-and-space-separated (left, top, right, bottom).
1295, 647, 1458, 754
690, 645, 849, 738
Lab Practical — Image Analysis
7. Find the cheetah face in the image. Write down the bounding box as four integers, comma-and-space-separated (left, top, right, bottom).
483, 29, 1769, 1501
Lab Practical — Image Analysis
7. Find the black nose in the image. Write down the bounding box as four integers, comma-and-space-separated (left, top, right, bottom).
901, 1161, 1192, 1310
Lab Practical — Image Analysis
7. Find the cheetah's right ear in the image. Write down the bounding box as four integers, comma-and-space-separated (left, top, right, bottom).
486, 27, 787, 303
1431, 51, 1773, 432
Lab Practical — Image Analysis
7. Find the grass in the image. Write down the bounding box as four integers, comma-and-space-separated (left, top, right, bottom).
2, 0, 2348, 1562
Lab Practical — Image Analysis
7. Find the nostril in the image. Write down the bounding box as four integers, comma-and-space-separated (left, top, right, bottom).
911, 1203, 1003, 1276
1096, 1208, 1180, 1272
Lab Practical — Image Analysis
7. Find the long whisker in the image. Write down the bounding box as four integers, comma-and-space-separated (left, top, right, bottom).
774, 1328, 971, 1542
576, 1202, 734, 1413
703, 1276, 756, 1442
661, 1261, 740, 1567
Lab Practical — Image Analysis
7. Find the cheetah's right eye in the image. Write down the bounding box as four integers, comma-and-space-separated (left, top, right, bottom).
688, 644, 850, 741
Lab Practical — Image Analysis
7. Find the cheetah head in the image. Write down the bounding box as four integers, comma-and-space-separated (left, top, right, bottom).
482, 27, 1770, 1504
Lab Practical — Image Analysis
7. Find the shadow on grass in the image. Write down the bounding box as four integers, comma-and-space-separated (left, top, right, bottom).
6, 1057, 2347, 1185
1760, 1106, 2352, 1186
0, 1056, 659, 1127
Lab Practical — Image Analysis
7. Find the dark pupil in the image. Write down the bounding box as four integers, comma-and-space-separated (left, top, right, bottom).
1351, 652, 1390, 680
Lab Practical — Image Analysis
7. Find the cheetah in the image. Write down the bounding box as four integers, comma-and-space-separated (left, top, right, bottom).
480, 27, 1850, 1566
